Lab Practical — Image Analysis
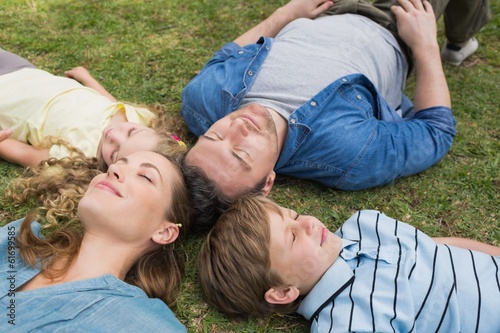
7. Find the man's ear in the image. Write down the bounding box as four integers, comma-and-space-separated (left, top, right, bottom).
264, 286, 300, 305
152, 222, 180, 245
261, 171, 276, 196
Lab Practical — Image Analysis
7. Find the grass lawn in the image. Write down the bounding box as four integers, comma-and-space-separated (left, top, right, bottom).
0, 0, 498, 332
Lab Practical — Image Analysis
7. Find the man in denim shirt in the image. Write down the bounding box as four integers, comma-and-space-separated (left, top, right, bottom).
180, 0, 489, 230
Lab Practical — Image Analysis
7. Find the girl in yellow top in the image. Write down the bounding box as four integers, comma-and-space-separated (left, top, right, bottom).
0, 48, 184, 168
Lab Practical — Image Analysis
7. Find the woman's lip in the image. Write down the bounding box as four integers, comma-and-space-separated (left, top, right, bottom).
95, 181, 122, 197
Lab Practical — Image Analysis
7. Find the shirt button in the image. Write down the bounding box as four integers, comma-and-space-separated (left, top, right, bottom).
238, 50, 244, 54
310, 101, 316, 106
265, 46, 270, 50
291, 118, 296, 124
356, 94, 362, 100
248, 70, 253, 76
342, 78, 347, 82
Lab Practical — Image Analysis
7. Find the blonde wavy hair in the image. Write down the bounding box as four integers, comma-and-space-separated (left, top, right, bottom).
7, 116, 187, 229
13, 149, 192, 307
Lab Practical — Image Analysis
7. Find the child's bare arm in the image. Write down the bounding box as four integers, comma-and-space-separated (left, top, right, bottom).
433, 237, 500, 256
0, 137, 49, 167
65, 66, 117, 102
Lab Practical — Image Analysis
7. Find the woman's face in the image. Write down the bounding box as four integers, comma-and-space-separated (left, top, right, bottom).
78, 150, 180, 247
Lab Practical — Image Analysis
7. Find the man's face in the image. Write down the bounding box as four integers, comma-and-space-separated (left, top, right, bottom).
185, 104, 280, 198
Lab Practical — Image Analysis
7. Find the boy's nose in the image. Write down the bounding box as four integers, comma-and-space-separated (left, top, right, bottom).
298, 216, 314, 236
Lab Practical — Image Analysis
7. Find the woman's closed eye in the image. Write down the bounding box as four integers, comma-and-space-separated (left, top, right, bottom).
111, 150, 118, 163
139, 173, 153, 183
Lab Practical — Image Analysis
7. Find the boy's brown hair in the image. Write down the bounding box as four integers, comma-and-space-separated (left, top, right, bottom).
197, 195, 303, 317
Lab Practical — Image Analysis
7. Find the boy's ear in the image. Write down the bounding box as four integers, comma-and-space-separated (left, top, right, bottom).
264, 286, 300, 305
261, 171, 276, 197
152, 222, 180, 245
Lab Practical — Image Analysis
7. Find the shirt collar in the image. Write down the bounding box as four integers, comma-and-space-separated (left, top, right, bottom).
296, 239, 355, 320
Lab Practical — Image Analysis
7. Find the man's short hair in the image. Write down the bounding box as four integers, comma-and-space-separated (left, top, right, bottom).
181, 154, 267, 233
197, 195, 303, 317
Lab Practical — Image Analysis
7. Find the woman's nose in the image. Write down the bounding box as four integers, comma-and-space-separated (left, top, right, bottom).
106, 163, 124, 182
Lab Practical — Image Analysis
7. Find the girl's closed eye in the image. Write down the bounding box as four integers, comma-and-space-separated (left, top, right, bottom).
292, 231, 296, 243
111, 151, 118, 163
127, 127, 137, 136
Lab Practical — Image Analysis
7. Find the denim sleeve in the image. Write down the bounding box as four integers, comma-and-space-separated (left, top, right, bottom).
206, 42, 242, 65
346, 104, 456, 189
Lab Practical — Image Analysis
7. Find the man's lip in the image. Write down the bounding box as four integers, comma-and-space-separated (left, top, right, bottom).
95, 181, 122, 197
239, 114, 261, 131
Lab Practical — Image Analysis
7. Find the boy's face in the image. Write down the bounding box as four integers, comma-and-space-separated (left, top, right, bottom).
267, 206, 342, 295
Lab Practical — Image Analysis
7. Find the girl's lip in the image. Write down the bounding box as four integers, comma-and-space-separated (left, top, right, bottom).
95, 181, 122, 197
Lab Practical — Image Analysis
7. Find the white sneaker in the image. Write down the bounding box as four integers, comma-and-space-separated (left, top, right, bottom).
441, 37, 479, 66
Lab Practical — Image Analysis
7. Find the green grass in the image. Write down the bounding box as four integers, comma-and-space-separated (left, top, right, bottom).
1, 0, 499, 332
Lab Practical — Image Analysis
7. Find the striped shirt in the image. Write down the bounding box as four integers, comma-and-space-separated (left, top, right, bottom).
297, 210, 500, 332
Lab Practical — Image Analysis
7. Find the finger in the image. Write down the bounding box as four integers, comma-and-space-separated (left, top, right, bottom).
408, 0, 424, 10
422, 0, 433, 12
391, 4, 405, 17
314, 1, 334, 15
0, 128, 13, 141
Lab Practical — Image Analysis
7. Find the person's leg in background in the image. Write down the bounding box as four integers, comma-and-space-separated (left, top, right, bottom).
0, 48, 37, 76
440, 0, 491, 65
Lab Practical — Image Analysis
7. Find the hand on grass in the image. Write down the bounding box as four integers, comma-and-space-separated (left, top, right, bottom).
65, 66, 93, 84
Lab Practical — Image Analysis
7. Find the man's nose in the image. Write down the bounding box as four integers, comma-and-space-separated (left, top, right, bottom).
228, 118, 250, 138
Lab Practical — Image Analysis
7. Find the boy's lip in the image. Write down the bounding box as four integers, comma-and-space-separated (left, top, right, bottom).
320, 227, 328, 246
95, 181, 122, 197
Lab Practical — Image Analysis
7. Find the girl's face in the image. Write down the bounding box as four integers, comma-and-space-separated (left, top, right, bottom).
78, 151, 180, 248
98, 122, 159, 167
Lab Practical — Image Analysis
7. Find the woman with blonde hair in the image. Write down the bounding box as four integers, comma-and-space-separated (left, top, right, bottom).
0, 150, 192, 331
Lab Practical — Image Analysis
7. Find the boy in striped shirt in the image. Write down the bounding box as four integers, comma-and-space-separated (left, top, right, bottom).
198, 196, 500, 332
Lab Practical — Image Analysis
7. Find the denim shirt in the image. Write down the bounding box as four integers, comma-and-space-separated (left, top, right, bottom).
0, 219, 187, 332
181, 37, 456, 190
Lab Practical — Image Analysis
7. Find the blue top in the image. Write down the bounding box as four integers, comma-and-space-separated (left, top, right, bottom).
0, 219, 187, 332
181, 35, 456, 190
297, 210, 500, 332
